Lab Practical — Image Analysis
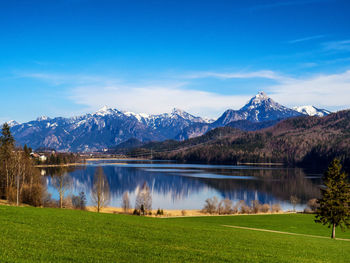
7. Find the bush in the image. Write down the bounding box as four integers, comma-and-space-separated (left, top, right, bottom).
181, 210, 187, 216
241, 204, 251, 214
307, 198, 318, 212
271, 204, 281, 213
260, 204, 270, 213
251, 200, 261, 214
21, 183, 44, 207
72, 192, 87, 210
133, 209, 140, 215
156, 208, 164, 216
42, 192, 57, 208
202, 197, 219, 214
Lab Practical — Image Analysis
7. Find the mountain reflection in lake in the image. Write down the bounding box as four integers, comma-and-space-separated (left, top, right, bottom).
44, 160, 323, 211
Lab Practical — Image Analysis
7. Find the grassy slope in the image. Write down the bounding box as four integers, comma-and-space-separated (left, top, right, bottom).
0, 206, 349, 263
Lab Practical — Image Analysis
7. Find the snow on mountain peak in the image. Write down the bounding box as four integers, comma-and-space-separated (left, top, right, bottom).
36, 116, 50, 121
293, 105, 331, 117
6, 120, 20, 127
95, 106, 116, 116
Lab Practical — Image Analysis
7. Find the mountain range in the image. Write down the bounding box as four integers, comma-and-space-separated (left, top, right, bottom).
7, 92, 331, 152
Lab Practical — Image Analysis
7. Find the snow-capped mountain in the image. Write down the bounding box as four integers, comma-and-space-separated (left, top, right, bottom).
292, 105, 331, 117
7, 92, 332, 151
6, 120, 20, 127
214, 91, 301, 126
9, 107, 209, 151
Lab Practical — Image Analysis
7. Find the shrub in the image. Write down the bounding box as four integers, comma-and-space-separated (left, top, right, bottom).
42, 192, 57, 208
71, 192, 86, 210
133, 209, 140, 215
156, 208, 164, 216
251, 200, 261, 214
21, 183, 44, 207
241, 204, 251, 214
260, 204, 270, 213
307, 198, 318, 212
271, 204, 281, 213
202, 197, 219, 214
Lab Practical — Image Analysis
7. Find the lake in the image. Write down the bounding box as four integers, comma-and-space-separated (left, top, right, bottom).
43, 159, 323, 211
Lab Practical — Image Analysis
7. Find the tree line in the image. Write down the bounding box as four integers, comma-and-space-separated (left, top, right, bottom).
0, 123, 44, 206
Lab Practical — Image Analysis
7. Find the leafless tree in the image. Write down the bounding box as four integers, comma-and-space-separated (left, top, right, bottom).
307, 198, 318, 212
92, 167, 110, 212
290, 195, 300, 211
52, 171, 72, 208
135, 182, 152, 215
223, 198, 233, 214
271, 203, 281, 213
251, 200, 261, 214
261, 204, 270, 213
202, 196, 218, 214
122, 191, 130, 212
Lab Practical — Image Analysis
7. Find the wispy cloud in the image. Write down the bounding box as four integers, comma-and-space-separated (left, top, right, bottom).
70, 85, 250, 118
267, 70, 350, 109
322, 40, 350, 52
185, 70, 290, 82
287, 35, 326, 44
19, 68, 350, 118
248, 0, 331, 11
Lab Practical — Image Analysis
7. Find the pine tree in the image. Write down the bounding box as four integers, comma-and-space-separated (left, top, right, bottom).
315, 159, 350, 239
0, 123, 15, 199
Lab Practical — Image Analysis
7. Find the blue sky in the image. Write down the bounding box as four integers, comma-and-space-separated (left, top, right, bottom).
1, 0, 350, 122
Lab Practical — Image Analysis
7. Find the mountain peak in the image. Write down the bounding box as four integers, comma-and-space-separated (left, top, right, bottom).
242, 91, 273, 110
95, 106, 116, 116
36, 116, 50, 122
293, 105, 331, 117
257, 91, 268, 98
6, 120, 20, 127
171, 108, 186, 115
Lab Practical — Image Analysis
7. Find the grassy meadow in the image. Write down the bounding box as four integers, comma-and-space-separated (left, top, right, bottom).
0, 205, 349, 262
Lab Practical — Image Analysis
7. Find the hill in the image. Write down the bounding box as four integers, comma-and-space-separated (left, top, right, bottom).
0, 205, 349, 262
146, 110, 350, 170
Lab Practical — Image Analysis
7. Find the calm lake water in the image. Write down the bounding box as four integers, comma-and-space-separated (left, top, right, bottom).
43, 159, 323, 211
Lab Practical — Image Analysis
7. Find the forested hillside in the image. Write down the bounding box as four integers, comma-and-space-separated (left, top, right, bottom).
144, 110, 350, 170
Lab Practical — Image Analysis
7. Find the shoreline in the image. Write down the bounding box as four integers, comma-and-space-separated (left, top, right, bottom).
35, 163, 86, 168
86, 206, 294, 217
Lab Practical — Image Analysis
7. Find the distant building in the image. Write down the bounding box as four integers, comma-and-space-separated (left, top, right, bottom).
39, 155, 47, 162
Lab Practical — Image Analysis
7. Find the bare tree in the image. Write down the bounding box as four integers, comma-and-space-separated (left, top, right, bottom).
52, 171, 72, 208
271, 203, 281, 213
135, 182, 152, 215
307, 198, 318, 212
222, 198, 233, 214
202, 196, 218, 214
92, 167, 110, 213
122, 191, 130, 212
290, 195, 300, 212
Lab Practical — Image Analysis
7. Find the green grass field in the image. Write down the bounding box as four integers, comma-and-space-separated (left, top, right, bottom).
0, 206, 349, 262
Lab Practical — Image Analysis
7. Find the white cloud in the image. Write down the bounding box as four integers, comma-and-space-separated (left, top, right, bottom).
20, 69, 350, 118
186, 70, 289, 82
70, 84, 250, 118
287, 35, 326, 44
322, 40, 350, 52
266, 70, 350, 109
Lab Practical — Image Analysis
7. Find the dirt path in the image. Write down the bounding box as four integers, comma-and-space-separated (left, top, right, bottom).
222, 225, 350, 242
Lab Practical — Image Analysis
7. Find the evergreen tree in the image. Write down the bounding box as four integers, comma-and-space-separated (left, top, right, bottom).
0, 123, 15, 199
315, 159, 350, 238
23, 144, 31, 157
0, 123, 14, 148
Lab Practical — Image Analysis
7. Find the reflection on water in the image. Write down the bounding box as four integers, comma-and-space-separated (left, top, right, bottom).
44, 160, 323, 211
